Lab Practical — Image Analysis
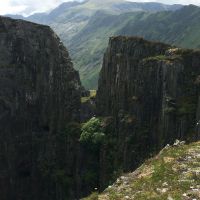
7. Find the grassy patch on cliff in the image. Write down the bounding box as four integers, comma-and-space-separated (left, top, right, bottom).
83, 140, 200, 200
80, 117, 106, 147
81, 90, 97, 103
144, 55, 168, 61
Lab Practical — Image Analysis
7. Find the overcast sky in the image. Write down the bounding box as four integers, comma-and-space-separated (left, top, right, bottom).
0, 0, 200, 16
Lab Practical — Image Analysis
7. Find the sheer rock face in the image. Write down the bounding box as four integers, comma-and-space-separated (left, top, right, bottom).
96, 37, 200, 183
0, 17, 81, 200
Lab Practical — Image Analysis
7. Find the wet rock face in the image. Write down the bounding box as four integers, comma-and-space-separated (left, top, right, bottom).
97, 36, 200, 180
0, 17, 81, 200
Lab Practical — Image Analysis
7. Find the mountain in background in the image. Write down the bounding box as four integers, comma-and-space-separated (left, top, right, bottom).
7, 0, 182, 43
6, 1, 200, 89
70, 5, 200, 88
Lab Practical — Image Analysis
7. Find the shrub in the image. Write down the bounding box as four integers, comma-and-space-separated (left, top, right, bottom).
80, 117, 106, 145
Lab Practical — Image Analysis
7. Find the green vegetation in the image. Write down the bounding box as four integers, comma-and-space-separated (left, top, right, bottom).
79, 117, 108, 193
81, 90, 97, 103
84, 141, 200, 200
80, 117, 105, 146
145, 55, 168, 61
144, 54, 183, 62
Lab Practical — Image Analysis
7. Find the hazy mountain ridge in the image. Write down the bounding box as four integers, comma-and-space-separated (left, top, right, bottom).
6, 0, 182, 24
6, 1, 200, 89
68, 5, 200, 88
118, 5, 200, 48
11, 0, 182, 45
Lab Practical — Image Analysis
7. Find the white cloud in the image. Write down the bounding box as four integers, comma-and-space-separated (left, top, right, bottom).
0, 0, 27, 15
0, 0, 74, 16
128, 0, 200, 5
0, 0, 200, 16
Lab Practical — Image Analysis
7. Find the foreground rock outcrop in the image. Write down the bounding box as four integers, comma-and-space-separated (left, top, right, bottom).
84, 140, 200, 200
0, 17, 81, 200
94, 36, 200, 189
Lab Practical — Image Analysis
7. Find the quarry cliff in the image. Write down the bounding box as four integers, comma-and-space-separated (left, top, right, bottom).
0, 17, 200, 200
95, 36, 200, 189
0, 16, 81, 200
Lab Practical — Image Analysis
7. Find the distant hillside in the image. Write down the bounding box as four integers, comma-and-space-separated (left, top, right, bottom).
7, 1, 181, 43
5, 0, 184, 89
118, 5, 200, 48
84, 140, 200, 200
68, 5, 200, 88
8, 3, 200, 90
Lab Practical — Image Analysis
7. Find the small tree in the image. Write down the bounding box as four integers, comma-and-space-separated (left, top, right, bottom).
80, 117, 106, 147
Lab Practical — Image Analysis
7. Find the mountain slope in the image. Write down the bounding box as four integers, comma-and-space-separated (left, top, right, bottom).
68, 11, 150, 88
5, 0, 183, 89
69, 5, 200, 89
118, 5, 200, 48
8, 2, 200, 90
8, 0, 181, 44
84, 140, 200, 200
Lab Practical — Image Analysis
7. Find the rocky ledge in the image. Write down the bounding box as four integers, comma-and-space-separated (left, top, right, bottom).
84, 140, 200, 200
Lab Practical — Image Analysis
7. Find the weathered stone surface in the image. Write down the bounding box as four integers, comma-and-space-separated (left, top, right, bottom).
96, 36, 200, 188
0, 17, 81, 200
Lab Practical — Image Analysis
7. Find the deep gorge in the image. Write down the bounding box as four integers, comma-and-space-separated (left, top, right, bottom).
0, 16, 200, 200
